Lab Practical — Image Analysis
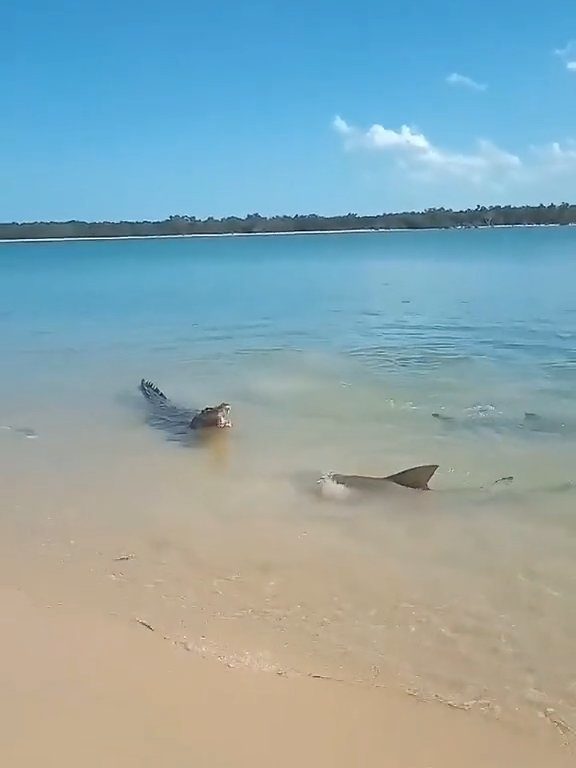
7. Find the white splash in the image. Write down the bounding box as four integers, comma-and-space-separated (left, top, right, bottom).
317, 473, 352, 500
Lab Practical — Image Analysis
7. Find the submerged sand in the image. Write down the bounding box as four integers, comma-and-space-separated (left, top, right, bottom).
0, 585, 573, 768
1, 420, 575, 766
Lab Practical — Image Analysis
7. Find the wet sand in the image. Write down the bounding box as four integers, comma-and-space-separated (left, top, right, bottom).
0, 585, 572, 768
1, 417, 576, 755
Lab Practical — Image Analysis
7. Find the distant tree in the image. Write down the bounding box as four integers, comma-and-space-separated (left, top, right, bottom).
1, 203, 576, 241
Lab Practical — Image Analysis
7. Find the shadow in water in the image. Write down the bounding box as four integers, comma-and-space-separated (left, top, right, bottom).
142, 398, 199, 448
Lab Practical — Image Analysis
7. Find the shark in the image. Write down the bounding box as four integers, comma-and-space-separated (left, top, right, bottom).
318, 464, 515, 497
327, 464, 441, 492
431, 409, 576, 437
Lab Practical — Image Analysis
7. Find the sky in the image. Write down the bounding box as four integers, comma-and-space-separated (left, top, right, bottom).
2, 0, 576, 221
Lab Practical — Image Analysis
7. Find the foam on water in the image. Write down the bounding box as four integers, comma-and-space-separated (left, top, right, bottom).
317, 474, 353, 500
1, 229, 576, 735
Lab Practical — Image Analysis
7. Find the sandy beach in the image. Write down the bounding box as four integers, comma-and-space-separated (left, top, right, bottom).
0, 584, 572, 768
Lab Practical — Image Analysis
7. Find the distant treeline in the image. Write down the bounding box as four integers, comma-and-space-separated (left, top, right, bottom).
2, 203, 576, 240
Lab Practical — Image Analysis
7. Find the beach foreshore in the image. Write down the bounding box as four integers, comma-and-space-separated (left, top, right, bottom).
0, 228, 427, 244
0, 223, 565, 245
0, 585, 572, 768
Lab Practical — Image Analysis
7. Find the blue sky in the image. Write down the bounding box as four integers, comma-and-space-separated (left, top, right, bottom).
2, 0, 576, 220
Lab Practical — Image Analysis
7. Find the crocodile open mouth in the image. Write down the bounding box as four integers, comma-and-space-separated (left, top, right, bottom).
191, 403, 232, 429
217, 404, 232, 428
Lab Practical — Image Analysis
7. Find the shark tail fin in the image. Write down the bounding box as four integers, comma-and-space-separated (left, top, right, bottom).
140, 379, 168, 403
384, 464, 439, 490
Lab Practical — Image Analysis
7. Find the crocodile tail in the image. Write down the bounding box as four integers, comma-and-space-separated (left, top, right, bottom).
139, 379, 168, 403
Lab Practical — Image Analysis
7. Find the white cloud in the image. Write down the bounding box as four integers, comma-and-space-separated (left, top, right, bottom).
332, 115, 353, 135
530, 141, 576, 167
333, 116, 576, 206
333, 116, 429, 151
365, 123, 430, 150
446, 72, 487, 91
554, 41, 576, 71
332, 116, 520, 183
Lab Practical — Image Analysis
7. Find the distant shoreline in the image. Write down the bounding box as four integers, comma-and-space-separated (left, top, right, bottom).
2, 202, 575, 243
0, 223, 570, 245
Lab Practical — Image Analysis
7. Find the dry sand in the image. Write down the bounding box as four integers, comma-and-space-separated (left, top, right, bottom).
0, 586, 572, 768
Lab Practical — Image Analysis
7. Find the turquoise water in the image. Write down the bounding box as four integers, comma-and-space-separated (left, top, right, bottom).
1, 228, 575, 398
1, 229, 576, 732
2, 228, 576, 479
1, 228, 575, 361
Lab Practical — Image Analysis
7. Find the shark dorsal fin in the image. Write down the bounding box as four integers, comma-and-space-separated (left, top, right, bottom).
384, 464, 439, 490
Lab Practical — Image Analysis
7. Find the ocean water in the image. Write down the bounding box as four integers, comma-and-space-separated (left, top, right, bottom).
1, 229, 575, 734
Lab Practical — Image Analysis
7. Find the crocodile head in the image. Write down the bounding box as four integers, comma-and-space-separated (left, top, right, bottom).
190, 403, 232, 430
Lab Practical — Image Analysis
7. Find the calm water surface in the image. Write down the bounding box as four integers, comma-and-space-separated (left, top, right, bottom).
0, 229, 575, 734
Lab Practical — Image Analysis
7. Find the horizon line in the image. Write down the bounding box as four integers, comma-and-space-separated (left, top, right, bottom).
1, 200, 575, 226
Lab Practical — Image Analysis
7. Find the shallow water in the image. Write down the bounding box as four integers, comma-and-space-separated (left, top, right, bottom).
1, 229, 575, 734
